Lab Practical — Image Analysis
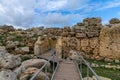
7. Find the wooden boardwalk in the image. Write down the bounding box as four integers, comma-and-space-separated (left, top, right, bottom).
53, 60, 80, 80
39, 51, 81, 80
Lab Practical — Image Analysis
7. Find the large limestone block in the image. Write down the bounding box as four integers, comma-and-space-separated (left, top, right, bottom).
89, 37, 99, 49
109, 18, 120, 24
21, 59, 50, 69
34, 36, 43, 56
55, 36, 62, 58
81, 38, 89, 47
0, 51, 21, 69
19, 67, 49, 80
100, 25, 120, 59
83, 17, 102, 26
34, 36, 50, 56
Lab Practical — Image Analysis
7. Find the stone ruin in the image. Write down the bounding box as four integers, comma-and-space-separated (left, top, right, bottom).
34, 17, 120, 60
0, 17, 120, 60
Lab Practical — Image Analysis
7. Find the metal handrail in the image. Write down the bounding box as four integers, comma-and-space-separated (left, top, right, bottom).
77, 52, 101, 80
51, 61, 59, 80
75, 61, 83, 80
30, 49, 58, 80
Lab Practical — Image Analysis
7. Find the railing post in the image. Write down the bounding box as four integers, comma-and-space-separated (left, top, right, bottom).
53, 54, 55, 72
80, 58, 82, 74
77, 52, 101, 80
45, 66, 47, 80
87, 66, 89, 80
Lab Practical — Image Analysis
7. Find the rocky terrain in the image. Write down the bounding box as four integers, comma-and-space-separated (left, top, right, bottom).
0, 17, 120, 80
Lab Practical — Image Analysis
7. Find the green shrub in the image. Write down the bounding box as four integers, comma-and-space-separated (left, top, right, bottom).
21, 55, 31, 62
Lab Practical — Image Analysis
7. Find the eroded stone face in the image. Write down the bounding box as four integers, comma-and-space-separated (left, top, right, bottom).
19, 67, 49, 80
99, 24, 120, 59
0, 18, 120, 60
21, 59, 50, 69
0, 51, 21, 69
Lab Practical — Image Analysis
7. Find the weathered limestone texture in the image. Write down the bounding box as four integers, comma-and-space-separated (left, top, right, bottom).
99, 24, 120, 59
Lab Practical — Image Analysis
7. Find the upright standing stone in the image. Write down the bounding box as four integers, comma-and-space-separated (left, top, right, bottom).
55, 36, 62, 58
34, 36, 43, 56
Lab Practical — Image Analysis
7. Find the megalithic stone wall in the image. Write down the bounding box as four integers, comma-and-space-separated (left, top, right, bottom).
34, 17, 120, 60
99, 24, 120, 59
61, 18, 102, 58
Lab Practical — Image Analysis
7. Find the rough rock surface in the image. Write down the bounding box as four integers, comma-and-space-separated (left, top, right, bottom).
34, 36, 50, 56
21, 59, 50, 69
15, 47, 29, 54
19, 67, 49, 80
0, 51, 21, 69
100, 24, 120, 59
109, 18, 120, 24
55, 36, 62, 58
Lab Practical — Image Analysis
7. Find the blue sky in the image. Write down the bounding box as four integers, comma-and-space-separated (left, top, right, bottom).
0, 0, 120, 29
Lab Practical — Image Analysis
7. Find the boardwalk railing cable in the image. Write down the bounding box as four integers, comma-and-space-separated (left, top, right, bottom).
30, 48, 59, 80
76, 52, 101, 80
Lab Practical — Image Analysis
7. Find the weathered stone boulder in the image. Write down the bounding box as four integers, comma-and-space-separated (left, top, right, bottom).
55, 36, 62, 58
13, 65, 25, 77
83, 17, 102, 26
21, 59, 50, 69
6, 36, 16, 41
15, 47, 29, 54
63, 26, 71, 32
0, 46, 6, 53
86, 30, 99, 37
19, 67, 49, 80
24, 38, 35, 49
34, 36, 51, 56
69, 50, 79, 60
6, 41, 20, 49
0, 52, 21, 69
109, 18, 120, 24
0, 70, 17, 80
0, 25, 15, 32
73, 25, 86, 33
75, 32, 86, 38
99, 24, 120, 59
61, 32, 69, 37
34, 36, 44, 55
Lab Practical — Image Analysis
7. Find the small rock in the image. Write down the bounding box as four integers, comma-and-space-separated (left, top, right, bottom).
104, 58, 113, 62
20, 47, 29, 53
93, 76, 111, 80
69, 50, 79, 60
83, 77, 93, 80
91, 63, 99, 67
115, 59, 119, 63
105, 65, 112, 69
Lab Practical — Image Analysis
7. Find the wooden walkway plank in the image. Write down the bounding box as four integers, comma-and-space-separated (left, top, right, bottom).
53, 60, 80, 80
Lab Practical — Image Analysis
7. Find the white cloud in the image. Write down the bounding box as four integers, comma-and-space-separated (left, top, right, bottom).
35, 0, 67, 12
96, 0, 120, 10
0, 0, 119, 28
0, 0, 88, 28
38, 13, 84, 27
35, 0, 89, 12
0, 0, 36, 28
